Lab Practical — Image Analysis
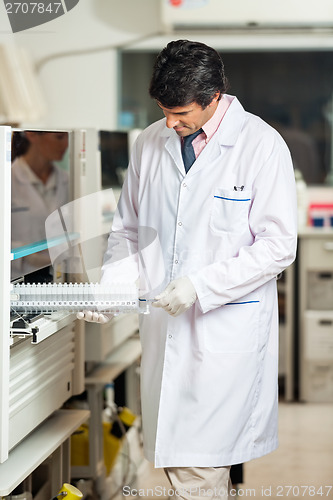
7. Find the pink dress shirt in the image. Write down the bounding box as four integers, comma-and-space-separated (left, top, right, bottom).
190, 94, 232, 158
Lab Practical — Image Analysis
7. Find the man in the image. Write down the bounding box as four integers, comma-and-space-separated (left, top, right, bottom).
78, 40, 297, 498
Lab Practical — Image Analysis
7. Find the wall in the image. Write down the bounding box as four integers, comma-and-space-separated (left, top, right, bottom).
0, 0, 162, 129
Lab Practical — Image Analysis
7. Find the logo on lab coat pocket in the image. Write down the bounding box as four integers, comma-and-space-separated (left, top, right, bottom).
4, 0, 80, 33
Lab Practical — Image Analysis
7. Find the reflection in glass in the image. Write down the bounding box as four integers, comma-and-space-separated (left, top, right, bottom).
11, 130, 70, 281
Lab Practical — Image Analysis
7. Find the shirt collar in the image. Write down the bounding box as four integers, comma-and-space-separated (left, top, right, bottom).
201, 94, 231, 141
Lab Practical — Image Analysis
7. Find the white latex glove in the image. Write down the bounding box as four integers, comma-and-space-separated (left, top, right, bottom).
152, 276, 197, 317
76, 311, 113, 324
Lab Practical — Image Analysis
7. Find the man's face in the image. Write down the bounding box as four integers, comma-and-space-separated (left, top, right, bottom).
157, 96, 219, 137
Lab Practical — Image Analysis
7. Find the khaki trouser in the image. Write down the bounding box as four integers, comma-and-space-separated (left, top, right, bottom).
164, 466, 231, 499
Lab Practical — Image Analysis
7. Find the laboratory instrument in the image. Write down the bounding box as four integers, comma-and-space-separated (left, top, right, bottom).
10, 282, 149, 315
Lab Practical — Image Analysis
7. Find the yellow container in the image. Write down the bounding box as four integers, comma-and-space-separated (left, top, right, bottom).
119, 407, 136, 427
70, 424, 89, 467
103, 422, 122, 475
71, 408, 136, 473
58, 484, 83, 500
103, 407, 136, 475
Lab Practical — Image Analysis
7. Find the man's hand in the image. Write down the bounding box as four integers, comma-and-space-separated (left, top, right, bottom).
152, 276, 197, 317
76, 311, 114, 324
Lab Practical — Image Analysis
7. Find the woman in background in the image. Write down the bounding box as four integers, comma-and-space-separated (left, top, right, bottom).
11, 130, 69, 281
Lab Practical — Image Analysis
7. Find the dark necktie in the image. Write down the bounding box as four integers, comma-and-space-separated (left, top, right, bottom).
181, 128, 203, 173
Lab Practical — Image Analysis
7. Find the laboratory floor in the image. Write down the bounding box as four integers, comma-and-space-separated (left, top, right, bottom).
117, 402, 333, 500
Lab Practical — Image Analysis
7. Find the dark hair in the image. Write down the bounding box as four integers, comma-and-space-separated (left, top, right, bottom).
149, 40, 228, 108
11, 131, 45, 162
11, 132, 30, 162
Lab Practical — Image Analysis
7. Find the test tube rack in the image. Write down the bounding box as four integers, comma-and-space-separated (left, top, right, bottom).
10, 282, 149, 315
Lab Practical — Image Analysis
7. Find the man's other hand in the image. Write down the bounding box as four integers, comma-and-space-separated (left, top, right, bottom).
152, 277, 197, 317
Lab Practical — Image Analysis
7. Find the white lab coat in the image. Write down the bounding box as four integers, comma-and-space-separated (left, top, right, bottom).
11, 157, 69, 277
101, 96, 297, 468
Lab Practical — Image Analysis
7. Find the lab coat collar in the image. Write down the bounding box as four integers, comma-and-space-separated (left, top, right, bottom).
163, 128, 184, 174
162, 96, 246, 175
160, 95, 246, 145
12, 157, 34, 185
12, 156, 67, 187
215, 96, 246, 146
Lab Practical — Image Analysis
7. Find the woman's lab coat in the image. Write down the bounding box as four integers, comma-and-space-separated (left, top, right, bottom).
11, 157, 69, 277
101, 96, 297, 468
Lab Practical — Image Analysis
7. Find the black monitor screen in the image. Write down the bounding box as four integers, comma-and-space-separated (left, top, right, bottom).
100, 130, 129, 189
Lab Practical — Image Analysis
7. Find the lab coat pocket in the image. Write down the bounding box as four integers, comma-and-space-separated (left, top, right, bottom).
209, 188, 251, 234
204, 300, 259, 353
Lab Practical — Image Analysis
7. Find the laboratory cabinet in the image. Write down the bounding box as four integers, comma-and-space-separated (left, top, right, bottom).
0, 125, 88, 463
8, 318, 82, 452
0, 409, 90, 498
298, 229, 333, 402
277, 264, 296, 402
0, 126, 88, 498
0, 124, 143, 496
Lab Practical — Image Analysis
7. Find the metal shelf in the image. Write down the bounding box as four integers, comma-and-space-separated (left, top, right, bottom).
0, 409, 90, 496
